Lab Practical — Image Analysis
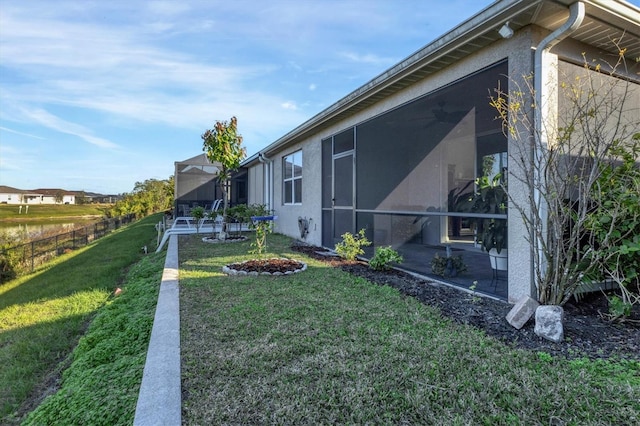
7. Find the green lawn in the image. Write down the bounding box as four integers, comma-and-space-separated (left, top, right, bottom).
0, 204, 108, 221
180, 233, 639, 425
0, 214, 161, 423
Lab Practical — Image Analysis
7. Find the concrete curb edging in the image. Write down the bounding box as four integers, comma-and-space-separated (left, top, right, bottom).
134, 235, 181, 425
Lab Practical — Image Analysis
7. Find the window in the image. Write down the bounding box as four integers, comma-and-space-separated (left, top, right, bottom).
283, 150, 302, 204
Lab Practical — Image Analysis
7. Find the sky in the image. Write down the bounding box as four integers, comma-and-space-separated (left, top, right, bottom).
2, 1, 637, 195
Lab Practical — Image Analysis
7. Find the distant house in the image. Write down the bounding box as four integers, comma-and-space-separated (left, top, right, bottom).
242, 0, 639, 303
81, 192, 121, 204
0, 185, 25, 204
0, 186, 79, 204
31, 189, 76, 204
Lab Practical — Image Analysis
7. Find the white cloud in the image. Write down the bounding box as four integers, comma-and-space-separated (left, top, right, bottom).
281, 101, 298, 111
0, 126, 44, 139
20, 108, 119, 149
0, 0, 494, 193
340, 51, 394, 66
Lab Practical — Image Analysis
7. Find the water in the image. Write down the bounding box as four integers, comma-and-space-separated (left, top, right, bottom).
0, 220, 98, 243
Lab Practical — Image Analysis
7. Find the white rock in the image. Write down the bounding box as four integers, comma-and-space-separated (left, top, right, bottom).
534, 305, 565, 343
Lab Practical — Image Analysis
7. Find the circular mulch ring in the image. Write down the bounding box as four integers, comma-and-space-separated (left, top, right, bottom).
202, 236, 248, 244
223, 258, 307, 276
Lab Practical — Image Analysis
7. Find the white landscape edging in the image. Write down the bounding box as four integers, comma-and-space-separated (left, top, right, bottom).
134, 235, 181, 426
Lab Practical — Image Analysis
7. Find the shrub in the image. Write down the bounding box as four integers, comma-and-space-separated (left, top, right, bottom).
431, 253, 467, 278
0, 248, 18, 283
335, 229, 371, 261
369, 246, 403, 270
190, 206, 206, 232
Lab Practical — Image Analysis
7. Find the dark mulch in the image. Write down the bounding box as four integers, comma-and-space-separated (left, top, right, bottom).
227, 258, 305, 274
290, 243, 640, 361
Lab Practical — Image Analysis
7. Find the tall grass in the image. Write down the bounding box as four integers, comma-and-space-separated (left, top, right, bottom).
0, 214, 161, 423
179, 234, 639, 425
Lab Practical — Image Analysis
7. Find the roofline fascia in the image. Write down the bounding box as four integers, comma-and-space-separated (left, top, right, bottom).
243, 0, 639, 165
249, 0, 542, 161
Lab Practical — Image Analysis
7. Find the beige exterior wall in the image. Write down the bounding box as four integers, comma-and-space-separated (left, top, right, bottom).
248, 24, 627, 302
265, 27, 537, 245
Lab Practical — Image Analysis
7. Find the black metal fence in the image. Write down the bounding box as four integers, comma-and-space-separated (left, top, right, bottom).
0, 214, 136, 283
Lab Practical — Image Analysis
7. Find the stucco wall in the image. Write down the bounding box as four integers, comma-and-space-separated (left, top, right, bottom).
267, 28, 538, 239
248, 25, 573, 302
270, 137, 323, 244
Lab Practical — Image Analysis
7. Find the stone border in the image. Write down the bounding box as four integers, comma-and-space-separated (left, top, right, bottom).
222, 258, 307, 276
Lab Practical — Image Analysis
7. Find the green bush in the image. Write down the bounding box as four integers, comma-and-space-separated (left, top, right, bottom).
335, 229, 371, 261
0, 238, 23, 284
431, 253, 467, 278
369, 246, 403, 270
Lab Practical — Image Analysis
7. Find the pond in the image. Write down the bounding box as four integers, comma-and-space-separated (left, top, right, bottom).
0, 219, 100, 243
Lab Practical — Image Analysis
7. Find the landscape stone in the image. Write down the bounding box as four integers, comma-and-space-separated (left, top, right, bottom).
506, 295, 539, 329
534, 305, 565, 343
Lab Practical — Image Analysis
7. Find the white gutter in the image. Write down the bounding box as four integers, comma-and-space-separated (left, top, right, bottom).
257, 152, 274, 211
532, 1, 585, 285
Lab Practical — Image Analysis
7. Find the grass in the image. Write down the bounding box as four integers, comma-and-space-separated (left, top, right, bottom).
0, 204, 108, 221
21, 252, 164, 425
180, 233, 640, 425
0, 213, 161, 423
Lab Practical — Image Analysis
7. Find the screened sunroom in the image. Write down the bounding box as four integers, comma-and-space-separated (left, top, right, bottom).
321, 60, 510, 298
174, 154, 248, 218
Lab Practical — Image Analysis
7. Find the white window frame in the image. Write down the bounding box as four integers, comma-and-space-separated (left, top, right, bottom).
283, 150, 302, 205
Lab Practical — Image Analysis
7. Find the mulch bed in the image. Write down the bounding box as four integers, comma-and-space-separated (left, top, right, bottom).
225, 258, 305, 274
290, 243, 640, 360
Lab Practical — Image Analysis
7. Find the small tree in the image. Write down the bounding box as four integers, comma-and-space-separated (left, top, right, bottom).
490, 48, 639, 306
201, 116, 246, 239
54, 190, 64, 204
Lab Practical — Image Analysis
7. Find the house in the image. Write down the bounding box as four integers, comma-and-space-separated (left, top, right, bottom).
243, 0, 640, 303
0, 186, 78, 204
31, 189, 76, 205
173, 154, 248, 216
0, 185, 25, 204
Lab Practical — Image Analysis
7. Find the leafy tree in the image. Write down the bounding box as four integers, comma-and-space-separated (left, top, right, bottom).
107, 177, 174, 218
75, 191, 88, 205
201, 116, 246, 239
54, 190, 64, 204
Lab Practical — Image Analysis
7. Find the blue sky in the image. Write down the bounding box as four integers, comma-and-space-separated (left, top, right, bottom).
2, 1, 637, 194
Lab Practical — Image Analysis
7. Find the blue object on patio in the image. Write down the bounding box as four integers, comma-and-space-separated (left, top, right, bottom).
251, 215, 278, 221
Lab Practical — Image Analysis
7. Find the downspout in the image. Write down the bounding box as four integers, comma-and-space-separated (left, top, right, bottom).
257, 152, 273, 211
532, 1, 585, 296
